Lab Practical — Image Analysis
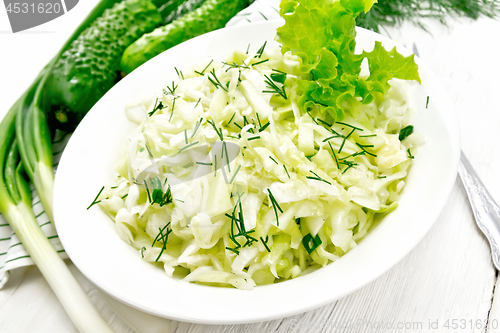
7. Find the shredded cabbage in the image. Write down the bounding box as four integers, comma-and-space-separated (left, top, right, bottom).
98, 43, 422, 289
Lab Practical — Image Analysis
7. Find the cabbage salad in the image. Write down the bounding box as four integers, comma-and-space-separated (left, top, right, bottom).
95, 0, 423, 289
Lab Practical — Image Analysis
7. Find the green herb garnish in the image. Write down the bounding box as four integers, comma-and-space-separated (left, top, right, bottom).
178, 141, 199, 154
194, 59, 213, 76
255, 41, 267, 58
191, 117, 203, 139
267, 189, 283, 226
148, 98, 165, 117
260, 236, 271, 252
152, 222, 172, 262
302, 233, 322, 254
207, 119, 224, 141
174, 67, 184, 80
229, 165, 241, 184
356, 143, 377, 157
338, 128, 355, 154
251, 59, 270, 67
306, 170, 331, 185
87, 186, 105, 210
208, 68, 228, 92
283, 165, 291, 179
408, 148, 415, 159
399, 125, 414, 141
263, 74, 287, 99
247, 135, 261, 141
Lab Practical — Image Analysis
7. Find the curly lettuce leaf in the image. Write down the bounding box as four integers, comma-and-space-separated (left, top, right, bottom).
276, 0, 420, 121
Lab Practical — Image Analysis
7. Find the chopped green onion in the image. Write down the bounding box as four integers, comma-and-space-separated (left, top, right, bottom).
270, 72, 286, 84
302, 233, 322, 254
399, 125, 414, 141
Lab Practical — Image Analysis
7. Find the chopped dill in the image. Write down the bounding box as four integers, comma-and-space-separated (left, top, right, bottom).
174, 67, 184, 80
251, 59, 270, 67
228, 112, 236, 125
255, 41, 267, 58
148, 98, 165, 117
263, 74, 287, 99
229, 165, 241, 184
194, 59, 213, 76
87, 186, 105, 210
178, 141, 199, 153
306, 170, 332, 185
259, 122, 270, 132
208, 69, 228, 92
283, 165, 291, 178
194, 98, 202, 108
328, 142, 341, 170
207, 119, 224, 141
306, 111, 318, 125
260, 236, 271, 252
338, 128, 356, 153
336, 121, 363, 131
191, 117, 203, 138
356, 143, 377, 157
269, 156, 278, 164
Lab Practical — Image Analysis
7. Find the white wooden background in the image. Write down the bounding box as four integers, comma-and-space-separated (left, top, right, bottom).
1, 2, 500, 332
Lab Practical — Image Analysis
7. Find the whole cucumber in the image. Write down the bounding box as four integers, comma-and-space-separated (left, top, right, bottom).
45, 0, 163, 129
120, 0, 250, 74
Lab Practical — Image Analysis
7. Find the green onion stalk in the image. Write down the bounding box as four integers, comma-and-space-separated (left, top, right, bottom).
0, 96, 113, 332
0, 0, 123, 330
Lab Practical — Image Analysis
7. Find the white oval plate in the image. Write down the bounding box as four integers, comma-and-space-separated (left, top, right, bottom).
53, 20, 460, 324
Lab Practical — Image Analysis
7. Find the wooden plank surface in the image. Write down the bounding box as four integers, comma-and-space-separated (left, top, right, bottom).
1, 11, 500, 333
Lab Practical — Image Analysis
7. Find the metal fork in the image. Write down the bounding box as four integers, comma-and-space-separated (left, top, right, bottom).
413, 43, 500, 270
458, 153, 500, 270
